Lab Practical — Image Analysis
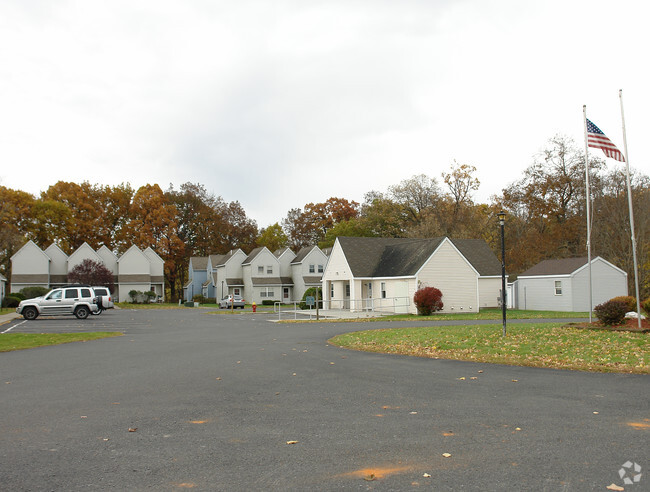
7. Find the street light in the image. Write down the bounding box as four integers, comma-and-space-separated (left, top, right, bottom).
497, 211, 507, 337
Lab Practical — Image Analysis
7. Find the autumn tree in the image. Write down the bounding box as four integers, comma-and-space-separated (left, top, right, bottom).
500, 135, 604, 273
388, 174, 441, 227
40, 181, 103, 252
282, 197, 359, 249
0, 186, 35, 284
257, 223, 289, 252
68, 258, 115, 291
127, 184, 185, 300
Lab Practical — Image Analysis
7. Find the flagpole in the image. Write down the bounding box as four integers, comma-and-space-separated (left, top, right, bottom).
618, 89, 642, 329
582, 105, 593, 323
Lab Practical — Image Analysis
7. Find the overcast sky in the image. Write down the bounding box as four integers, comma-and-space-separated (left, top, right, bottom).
1, 0, 647, 228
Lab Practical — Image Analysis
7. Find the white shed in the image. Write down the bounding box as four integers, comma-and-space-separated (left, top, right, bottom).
513, 256, 627, 312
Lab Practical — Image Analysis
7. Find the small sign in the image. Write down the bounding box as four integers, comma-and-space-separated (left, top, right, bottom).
305, 296, 315, 306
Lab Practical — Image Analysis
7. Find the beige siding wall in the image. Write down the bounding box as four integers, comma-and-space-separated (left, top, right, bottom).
45, 245, 68, 276
416, 240, 478, 313
12, 242, 50, 275
321, 241, 353, 282
119, 247, 150, 275
478, 278, 502, 308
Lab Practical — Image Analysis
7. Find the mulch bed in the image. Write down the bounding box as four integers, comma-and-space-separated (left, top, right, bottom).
568, 317, 649, 333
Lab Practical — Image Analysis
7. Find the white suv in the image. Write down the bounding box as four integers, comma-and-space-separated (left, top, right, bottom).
16, 285, 100, 320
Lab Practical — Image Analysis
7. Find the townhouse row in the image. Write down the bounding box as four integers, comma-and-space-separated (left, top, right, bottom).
184, 245, 329, 304
10, 240, 165, 303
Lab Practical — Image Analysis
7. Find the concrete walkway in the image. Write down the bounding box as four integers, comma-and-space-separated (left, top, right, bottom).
0, 311, 20, 326
275, 308, 388, 320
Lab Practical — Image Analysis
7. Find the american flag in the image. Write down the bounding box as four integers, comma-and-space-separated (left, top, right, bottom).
586, 118, 625, 162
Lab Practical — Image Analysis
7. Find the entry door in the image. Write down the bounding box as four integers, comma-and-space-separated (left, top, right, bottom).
283, 288, 289, 301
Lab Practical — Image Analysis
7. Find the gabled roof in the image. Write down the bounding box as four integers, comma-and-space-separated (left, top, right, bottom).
11, 240, 51, 261
215, 249, 245, 267
451, 239, 502, 276
335, 236, 500, 278
519, 257, 589, 276
190, 256, 209, 270
292, 245, 326, 264
274, 247, 295, 259
243, 247, 272, 265
209, 254, 227, 267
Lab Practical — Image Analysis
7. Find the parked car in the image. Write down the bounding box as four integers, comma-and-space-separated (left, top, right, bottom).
219, 295, 245, 309
91, 286, 115, 313
16, 285, 100, 320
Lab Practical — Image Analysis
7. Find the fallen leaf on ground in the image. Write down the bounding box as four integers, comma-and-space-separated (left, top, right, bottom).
442, 453, 452, 458
606, 484, 624, 491
286, 440, 299, 445
423, 473, 431, 478
364, 474, 376, 481
511, 379, 518, 382
593, 411, 599, 415
515, 427, 521, 431
457, 377, 466, 380
478, 370, 484, 373
470, 377, 478, 380
128, 428, 137, 432
410, 411, 418, 415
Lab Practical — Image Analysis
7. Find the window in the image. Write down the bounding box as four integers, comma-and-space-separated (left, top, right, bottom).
554, 281, 562, 295
267, 266, 273, 274
233, 288, 241, 296
260, 291, 267, 297
345, 284, 350, 297
330, 283, 334, 298
258, 266, 264, 274
47, 290, 62, 300
267, 289, 274, 297
381, 282, 386, 299
309, 264, 315, 273
318, 264, 323, 273
367, 283, 372, 298
65, 289, 78, 299
80, 288, 92, 298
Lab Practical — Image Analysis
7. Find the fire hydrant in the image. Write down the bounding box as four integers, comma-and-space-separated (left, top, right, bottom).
252, 302, 257, 313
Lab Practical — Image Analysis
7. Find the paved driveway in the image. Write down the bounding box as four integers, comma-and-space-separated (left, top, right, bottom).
1, 309, 647, 491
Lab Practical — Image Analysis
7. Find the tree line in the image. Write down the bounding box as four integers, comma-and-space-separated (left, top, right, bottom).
1, 135, 648, 300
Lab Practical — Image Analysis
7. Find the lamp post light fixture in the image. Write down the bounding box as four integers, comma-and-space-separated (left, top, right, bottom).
497, 211, 507, 337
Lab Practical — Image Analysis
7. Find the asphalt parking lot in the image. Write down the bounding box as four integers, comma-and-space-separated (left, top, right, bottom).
1, 308, 648, 491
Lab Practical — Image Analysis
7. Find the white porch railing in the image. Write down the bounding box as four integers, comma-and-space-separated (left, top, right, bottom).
322, 296, 411, 313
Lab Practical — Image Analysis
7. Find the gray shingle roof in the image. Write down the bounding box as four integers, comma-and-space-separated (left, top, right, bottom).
190, 257, 208, 270
243, 247, 265, 265
519, 257, 588, 276
291, 246, 317, 264
336, 236, 500, 278
251, 277, 294, 286
225, 278, 244, 286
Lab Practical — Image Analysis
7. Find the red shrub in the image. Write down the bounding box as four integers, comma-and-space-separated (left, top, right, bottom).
413, 287, 443, 315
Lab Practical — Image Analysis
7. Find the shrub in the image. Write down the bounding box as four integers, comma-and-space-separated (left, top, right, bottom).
192, 294, 206, 304
12, 292, 26, 301
594, 300, 627, 326
299, 287, 323, 310
413, 287, 444, 315
2, 295, 21, 308
609, 296, 636, 312
144, 291, 157, 303
128, 290, 141, 303
643, 298, 650, 316
262, 300, 279, 306
19, 286, 50, 299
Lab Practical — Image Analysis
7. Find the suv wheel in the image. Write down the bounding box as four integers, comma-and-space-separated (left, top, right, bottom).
74, 306, 90, 319
23, 306, 39, 320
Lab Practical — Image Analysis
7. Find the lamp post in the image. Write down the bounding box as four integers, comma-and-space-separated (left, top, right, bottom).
497, 211, 507, 337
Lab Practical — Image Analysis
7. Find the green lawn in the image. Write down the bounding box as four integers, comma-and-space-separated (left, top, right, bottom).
378, 308, 589, 321
329, 323, 649, 373
0, 332, 122, 352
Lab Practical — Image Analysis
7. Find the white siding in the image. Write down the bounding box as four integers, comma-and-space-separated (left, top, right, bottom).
96, 246, 118, 274
515, 277, 573, 311
11, 241, 50, 276
416, 239, 479, 313
571, 259, 627, 311
44, 244, 68, 277
68, 243, 102, 272
119, 246, 150, 275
